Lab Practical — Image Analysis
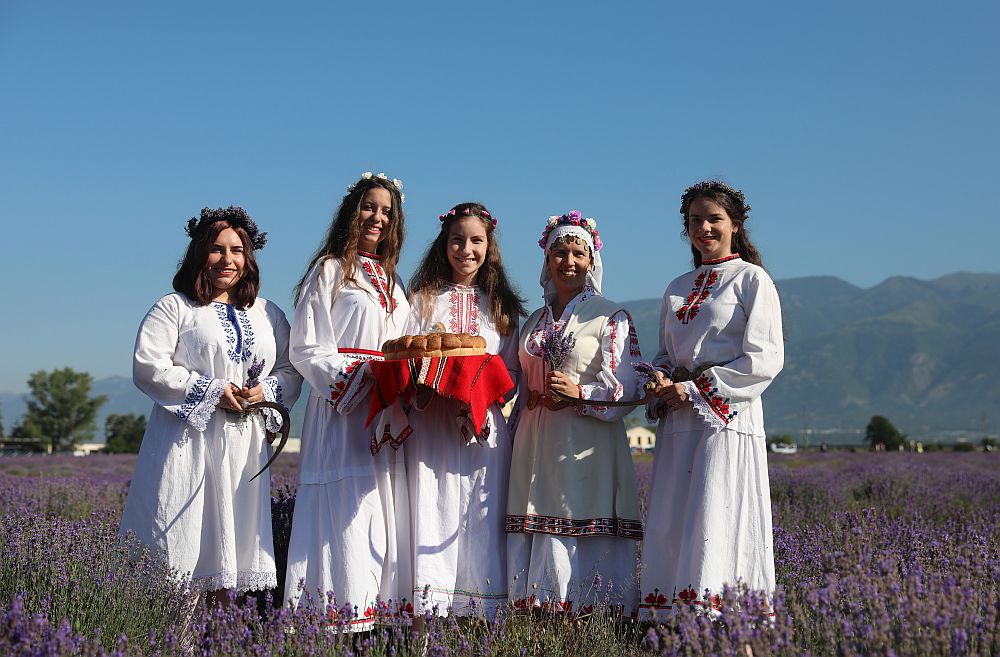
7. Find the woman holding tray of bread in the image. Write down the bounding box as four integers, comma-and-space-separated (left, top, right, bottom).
638, 181, 783, 616
506, 211, 644, 615
402, 202, 526, 617
283, 172, 411, 628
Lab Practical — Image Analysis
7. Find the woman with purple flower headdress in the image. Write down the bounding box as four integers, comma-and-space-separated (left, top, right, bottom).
121, 207, 302, 606
506, 211, 644, 615
639, 180, 783, 616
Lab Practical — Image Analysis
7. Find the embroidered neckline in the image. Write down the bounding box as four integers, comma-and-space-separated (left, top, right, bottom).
361, 258, 398, 312
358, 250, 381, 261
675, 269, 719, 324
702, 253, 741, 265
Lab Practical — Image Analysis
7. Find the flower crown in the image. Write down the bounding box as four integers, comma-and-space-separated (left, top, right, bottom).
347, 171, 405, 203
538, 210, 602, 251
681, 180, 751, 217
185, 206, 267, 250
438, 206, 497, 228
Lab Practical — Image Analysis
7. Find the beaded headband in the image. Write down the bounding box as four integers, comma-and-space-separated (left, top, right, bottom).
185, 206, 267, 250
438, 206, 497, 228
347, 171, 405, 203
538, 210, 602, 251
681, 180, 751, 217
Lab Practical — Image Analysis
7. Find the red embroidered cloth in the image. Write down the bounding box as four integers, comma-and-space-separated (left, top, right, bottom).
366, 354, 514, 451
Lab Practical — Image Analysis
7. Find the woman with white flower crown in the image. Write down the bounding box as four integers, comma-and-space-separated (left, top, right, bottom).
505, 211, 644, 616
639, 180, 783, 617
283, 172, 411, 629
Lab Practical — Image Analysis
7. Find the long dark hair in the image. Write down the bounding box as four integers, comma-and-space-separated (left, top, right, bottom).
410, 202, 527, 336
294, 176, 405, 306
173, 220, 260, 308
680, 180, 764, 269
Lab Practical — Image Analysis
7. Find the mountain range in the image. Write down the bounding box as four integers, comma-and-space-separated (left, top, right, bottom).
2, 272, 997, 443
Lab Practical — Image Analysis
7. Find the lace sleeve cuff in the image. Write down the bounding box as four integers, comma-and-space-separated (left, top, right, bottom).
175, 376, 228, 432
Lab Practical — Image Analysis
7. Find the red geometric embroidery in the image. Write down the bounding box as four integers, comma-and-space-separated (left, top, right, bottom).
361, 259, 397, 312
676, 269, 718, 324
448, 285, 479, 334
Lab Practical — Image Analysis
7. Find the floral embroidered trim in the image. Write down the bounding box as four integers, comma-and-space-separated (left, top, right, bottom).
448, 285, 480, 334
505, 514, 643, 539
328, 351, 383, 413
261, 376, 285, 432
688, 374, 737, 428
213, 303, 256, 363
675, 270, 719, 325
361, 258, 397, 312
701, 253, 741, 265
357, 250, 381, 260
639, 587, 722, 612
511, 596, 594, 615
414, 586, 508, 601
176, 376, 227, 432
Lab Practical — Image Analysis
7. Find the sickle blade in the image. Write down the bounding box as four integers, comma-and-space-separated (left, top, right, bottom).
246, 401, 291, 483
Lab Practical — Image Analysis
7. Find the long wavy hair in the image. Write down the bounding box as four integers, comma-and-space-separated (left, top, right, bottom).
173, 220, 260, 308
410, 202, 527, 335
680, 181, 764, 269
294, 176, 405, 307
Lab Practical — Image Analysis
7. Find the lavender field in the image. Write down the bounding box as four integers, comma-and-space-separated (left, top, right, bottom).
1, 451, 998, 656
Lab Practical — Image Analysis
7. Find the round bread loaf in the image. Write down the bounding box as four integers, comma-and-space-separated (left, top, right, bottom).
381, 332, 486, 360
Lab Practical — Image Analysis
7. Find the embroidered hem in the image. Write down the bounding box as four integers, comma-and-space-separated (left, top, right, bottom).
181, 377, 228, 433
505, 514, 643, 539
414, 586, 508, 601
192, 569, 277, 593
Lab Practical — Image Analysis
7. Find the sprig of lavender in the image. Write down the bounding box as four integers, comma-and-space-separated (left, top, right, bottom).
246, 357, 265, 389
539, 328, 576, 371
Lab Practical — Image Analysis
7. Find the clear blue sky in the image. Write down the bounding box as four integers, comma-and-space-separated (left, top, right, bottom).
1, 0, 998, 392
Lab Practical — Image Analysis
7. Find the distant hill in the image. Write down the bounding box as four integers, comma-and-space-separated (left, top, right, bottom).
623, 271, 1000, 439
3, 272, 998, 443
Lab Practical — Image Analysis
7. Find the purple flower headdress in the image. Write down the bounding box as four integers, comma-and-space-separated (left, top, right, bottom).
538, 210, 602, 251
185, 206, 267, 250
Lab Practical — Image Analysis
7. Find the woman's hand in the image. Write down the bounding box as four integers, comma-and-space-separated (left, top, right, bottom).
656, 381, 692, 412
548, 371, 580, 399
238, 384, 265, 406
218, 383, 245, 412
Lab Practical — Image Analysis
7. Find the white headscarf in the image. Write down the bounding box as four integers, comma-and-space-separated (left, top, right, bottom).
539, 224, 604, 305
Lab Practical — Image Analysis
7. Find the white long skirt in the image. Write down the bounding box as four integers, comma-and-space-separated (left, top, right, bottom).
121, 407, 277, 593
638, 427, 775, 616
284, 402, 410, 631
405, 397, 510, 617
507, 533, 638, 614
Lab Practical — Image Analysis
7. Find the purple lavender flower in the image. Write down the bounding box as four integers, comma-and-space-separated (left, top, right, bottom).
246, 357, 265, 388
539, 328, 576, 372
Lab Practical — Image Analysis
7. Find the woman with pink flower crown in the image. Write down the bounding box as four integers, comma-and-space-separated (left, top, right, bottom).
506, 211, 644, 616
639, 180, 783, 617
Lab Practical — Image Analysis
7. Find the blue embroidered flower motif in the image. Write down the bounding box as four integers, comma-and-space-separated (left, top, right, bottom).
176, 374, 213, 421
213, 303, 257, 363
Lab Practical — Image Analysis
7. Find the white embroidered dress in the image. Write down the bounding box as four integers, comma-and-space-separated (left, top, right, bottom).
639, 254, 783, 615
121, 293, 302, 592
506, 288, 644, 613
402, 284, 519, 616
283, 253, 411, 628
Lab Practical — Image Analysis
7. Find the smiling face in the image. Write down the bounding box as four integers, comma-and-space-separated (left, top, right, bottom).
447, 215, 489, 286
357, 186, 393, 253
546, 237, 593, 297
205, 227, 246, 302
686, 196, 738, 261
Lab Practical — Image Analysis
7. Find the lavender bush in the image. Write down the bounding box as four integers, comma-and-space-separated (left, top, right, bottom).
1, 451, 998, 655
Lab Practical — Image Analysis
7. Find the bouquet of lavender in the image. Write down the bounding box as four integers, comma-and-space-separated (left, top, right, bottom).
539, 327, 576, 372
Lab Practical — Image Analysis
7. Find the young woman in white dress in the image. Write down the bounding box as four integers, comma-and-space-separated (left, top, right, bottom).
121, 207, 302, 606
639, 180, 784, 615
403, 202, 526, 617
506, 211, 644, 615
283, 173, 411, 629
